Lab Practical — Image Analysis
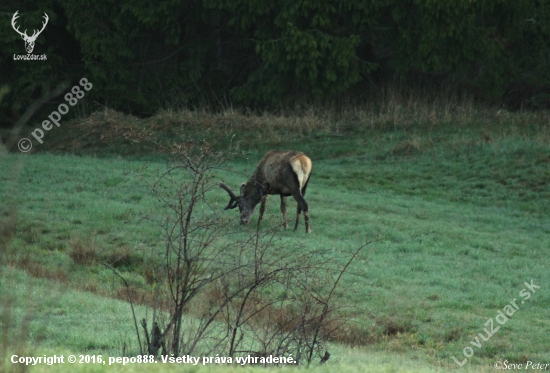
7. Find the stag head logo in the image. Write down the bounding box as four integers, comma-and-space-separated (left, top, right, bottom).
11, 11, 49, 54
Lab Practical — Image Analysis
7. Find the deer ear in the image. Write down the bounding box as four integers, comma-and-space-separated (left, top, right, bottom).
240, 183, 246, 196
261, 182, 270, 196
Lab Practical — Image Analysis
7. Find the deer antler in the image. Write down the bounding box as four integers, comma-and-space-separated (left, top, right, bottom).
11, 11, 48, 39
219, 182, 237, 199
219, 182, 239, 210
30, 13, 49, 39
11, 11, 26, 38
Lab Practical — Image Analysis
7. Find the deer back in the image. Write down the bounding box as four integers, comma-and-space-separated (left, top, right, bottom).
254, 151, 312, 195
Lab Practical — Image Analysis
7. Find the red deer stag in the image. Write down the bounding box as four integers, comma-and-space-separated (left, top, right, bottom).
219, 150, 312, 233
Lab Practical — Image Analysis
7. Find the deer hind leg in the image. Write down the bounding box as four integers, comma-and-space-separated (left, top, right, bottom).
301, 176, 311, 233
292, 193, 310, 233
294, 204, 301, 232
280, 195, 289, 229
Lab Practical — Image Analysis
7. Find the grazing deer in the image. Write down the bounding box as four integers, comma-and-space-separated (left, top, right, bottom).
220, 150, 312, 233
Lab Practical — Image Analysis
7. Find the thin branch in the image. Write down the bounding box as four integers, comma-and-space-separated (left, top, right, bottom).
102, 263, 144, 356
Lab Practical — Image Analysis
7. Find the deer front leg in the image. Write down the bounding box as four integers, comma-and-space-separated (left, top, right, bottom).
280, 195, 289, 229
258, 195, 267, 228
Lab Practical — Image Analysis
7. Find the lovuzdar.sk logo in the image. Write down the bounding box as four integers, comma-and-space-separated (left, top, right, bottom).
11, 10, 48, 61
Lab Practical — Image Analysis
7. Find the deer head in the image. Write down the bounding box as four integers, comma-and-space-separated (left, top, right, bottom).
12, 11, 49, 54
219, 181, 269, 225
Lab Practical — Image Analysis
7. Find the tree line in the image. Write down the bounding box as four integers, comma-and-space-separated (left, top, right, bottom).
1, 0, 549, 125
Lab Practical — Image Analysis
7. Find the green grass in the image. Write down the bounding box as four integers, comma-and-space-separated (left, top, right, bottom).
1, 107, 550, 372
0, 271, 502, 373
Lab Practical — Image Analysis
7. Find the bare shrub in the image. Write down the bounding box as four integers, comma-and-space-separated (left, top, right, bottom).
107, 142, 367, 365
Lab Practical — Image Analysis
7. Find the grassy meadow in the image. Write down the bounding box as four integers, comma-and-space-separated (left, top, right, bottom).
1, 99, 550, 372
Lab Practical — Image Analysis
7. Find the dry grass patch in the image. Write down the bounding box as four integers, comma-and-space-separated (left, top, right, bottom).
36, 87, 550, 157
14, 255, 68, 283
69, 235, 97, 266
0, 208, 17, 251
100, 245, 141, 269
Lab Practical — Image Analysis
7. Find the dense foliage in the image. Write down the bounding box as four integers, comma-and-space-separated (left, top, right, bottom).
1, 0, 549, 124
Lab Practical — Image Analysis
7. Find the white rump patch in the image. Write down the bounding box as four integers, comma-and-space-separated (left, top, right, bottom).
290, 157, 311, 189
